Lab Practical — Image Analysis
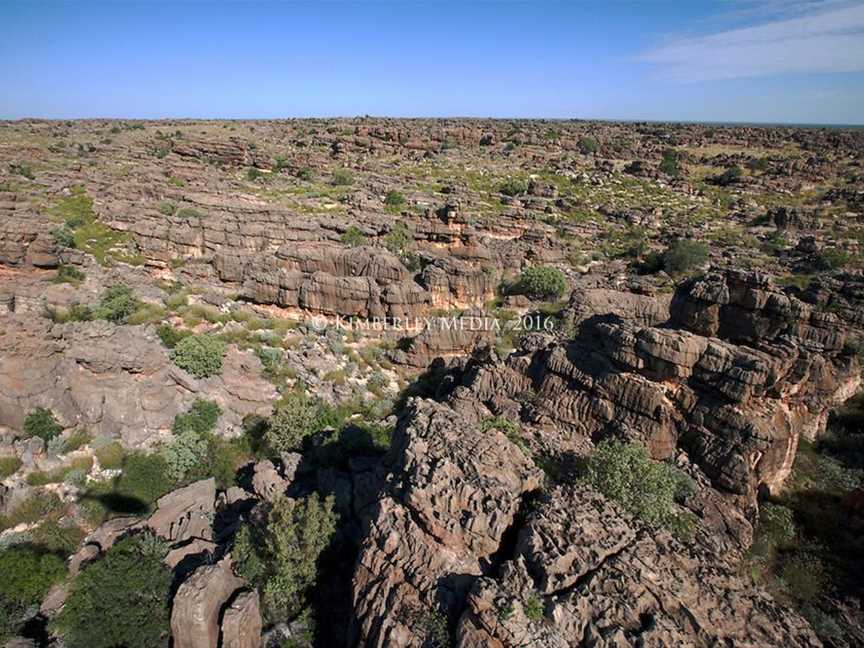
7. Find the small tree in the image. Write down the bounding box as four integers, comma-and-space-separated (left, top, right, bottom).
54, 534, 171, 648
234, 494, 337, 623
264, 392, 330, 453
23, 407, 63, 442
92, 284, 141, 323
516, 266, 568, 300
170, 334, 227, 378
384, 190, 405, 208
577, 137, 598, 154
580, 439, 696, 538
659, 149, 681, 177
662, 239, 708, 274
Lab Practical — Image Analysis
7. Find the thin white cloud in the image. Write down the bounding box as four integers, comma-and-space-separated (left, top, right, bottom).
640, 2, 864, 81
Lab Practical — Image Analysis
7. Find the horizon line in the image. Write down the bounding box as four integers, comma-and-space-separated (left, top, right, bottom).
2, 115, 863, 129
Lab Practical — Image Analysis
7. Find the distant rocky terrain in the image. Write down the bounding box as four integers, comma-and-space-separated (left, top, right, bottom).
0, 118, 862, 647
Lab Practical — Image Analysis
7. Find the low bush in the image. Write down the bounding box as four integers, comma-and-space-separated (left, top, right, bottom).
94, 440, 125, 470
114, 453, 174, 507
0, 545, 66, 607
265, 392, 334, 453
331, 168, 353, 186
23, 407, 63, 442
246, 167, 263, 182
814, 247, 850, 271
499, 177, 528, 197
234, 493, 336, 622
31, 519, 86, 554
751, 502, 796, 559
340, 225, 366, 247
577, 137, 598, 154
384, 190, 405, 208
659, 149, 681, 177
0, 456, 22, 479
515, 266, 568, 300
54, 265, 86, 285
296, 167, 314, 181
172, 399, 221, 435
54, 534, 172, 648
162, 400, 223, 482
383, 222, 411, 256
91, 284, 142, 323
155, 323, 192, 349
170, 334, 227, 378
0, 492, 65, 532
580, 439, 696, 539
662, 239, 708, 274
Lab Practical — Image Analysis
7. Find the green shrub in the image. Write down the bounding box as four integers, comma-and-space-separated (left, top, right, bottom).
659, 149, 681, 177
0, 492, 65, 532
0, 456, 22, 479
0, 544, 66, 639
271, 156, 289, 173
170, 334, 227, 378
383, 222, 411, 256
155, 323, 192, 349
54, 265, 86, 285
157, 201, 175, 216
172, 399, 221, 435
814, 247, 850, 271
234, 494, 336, 623
92, 284, 142, 323
0, 545, 65, 607
662, 239, 708, 274
516, 266, 568, 300
23, 407, 63, 442
62, 429, 92, 454
499, 177, 528, 197
577, 137, 598, 154
523, 593, 544, 621
384, 190, 405, 208
52, 224, 76, 248
781, 554, 825, 603
161, 429, 209, 482
296, 167, 314, 181
246, 167, 263, 182
331, 168, 353, 186
31, 519, 86, 554
54, 534, 171, 648
175, 207, 202, 219
340, 225, 366, 247
115, 453, 174, 507
752, 503, 796, 559
265, 392, 332, 453
94, 441, 125, 470
580, 440, 695, 538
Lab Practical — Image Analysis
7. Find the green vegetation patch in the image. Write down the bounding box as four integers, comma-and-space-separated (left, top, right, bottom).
580, 439, 697, 540
53, 534, 172, 648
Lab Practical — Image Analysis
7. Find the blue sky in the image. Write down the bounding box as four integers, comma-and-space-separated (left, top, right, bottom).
1, 0, 862, 123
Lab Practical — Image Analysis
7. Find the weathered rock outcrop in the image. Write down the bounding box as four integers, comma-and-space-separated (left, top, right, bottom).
349, 398, 543, 646
0, 315, 275, 445
458, 486, 821, 647
170, 556, 247, 648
